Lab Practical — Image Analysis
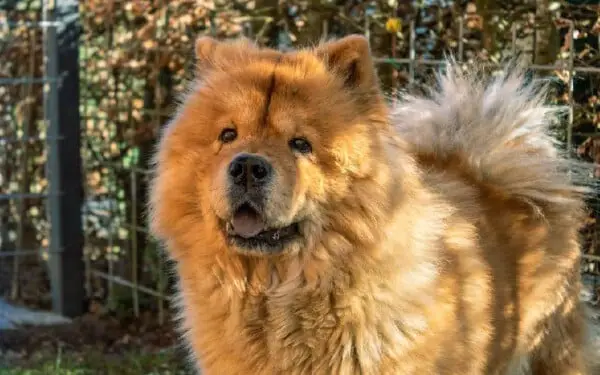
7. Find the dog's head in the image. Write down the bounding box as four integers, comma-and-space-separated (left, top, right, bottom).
150, 35, 389, 257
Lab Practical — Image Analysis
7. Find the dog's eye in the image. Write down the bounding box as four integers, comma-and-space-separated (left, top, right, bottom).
289, 137, 312, 154
219, 128, 237, 143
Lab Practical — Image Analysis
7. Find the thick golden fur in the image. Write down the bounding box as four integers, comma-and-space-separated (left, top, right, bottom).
149, 35, 594, 374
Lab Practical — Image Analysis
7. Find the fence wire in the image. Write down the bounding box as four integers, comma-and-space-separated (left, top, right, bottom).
1, 0, 84, 318
0, 7, 54, 313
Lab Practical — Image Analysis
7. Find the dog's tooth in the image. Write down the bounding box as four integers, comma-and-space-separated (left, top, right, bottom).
226, 222, 233, 232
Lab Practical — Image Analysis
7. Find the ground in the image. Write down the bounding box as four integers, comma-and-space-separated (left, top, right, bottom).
0, 311, 194, 375
1, 283, 599, 374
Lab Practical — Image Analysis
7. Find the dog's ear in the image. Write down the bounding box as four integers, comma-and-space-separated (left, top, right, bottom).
316, 35, 378, 91
194, 36, 258, 75
194, 36, 219, 70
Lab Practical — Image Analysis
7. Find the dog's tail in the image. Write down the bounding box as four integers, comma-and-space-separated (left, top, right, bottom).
391, 59, 590, 213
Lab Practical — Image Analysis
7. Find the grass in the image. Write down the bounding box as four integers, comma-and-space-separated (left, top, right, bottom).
0, 347, 194, 375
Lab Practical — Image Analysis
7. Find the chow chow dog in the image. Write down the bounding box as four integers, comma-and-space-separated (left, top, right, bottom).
149, 34, 594, 374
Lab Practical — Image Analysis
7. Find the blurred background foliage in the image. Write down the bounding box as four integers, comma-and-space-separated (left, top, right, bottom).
1, 0, 600, 316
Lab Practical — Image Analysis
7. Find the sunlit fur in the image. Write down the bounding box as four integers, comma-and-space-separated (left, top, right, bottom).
149, 35, 596, 374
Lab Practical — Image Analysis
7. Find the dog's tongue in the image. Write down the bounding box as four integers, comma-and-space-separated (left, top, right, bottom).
231, 208, 265, 238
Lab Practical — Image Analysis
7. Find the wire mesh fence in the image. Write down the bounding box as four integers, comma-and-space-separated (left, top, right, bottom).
0, 11, 51, 311
0, 0, 84, 317
2, 0, 600, 321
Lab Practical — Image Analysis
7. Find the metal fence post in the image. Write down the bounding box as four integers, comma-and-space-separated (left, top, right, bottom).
457, 17, 464, 62
43, 0, 85, 317
408, 20, 416, 90
566, 21, 575, 157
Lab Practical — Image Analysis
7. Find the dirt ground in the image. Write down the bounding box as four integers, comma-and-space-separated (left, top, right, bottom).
0, 310, 193, 374
1, 291, 599, 374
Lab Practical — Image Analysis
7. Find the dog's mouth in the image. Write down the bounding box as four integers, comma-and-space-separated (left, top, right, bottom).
222, 203, 301, 252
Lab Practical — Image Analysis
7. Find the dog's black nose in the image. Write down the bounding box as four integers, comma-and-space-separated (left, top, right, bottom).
228, 154, 273, 188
